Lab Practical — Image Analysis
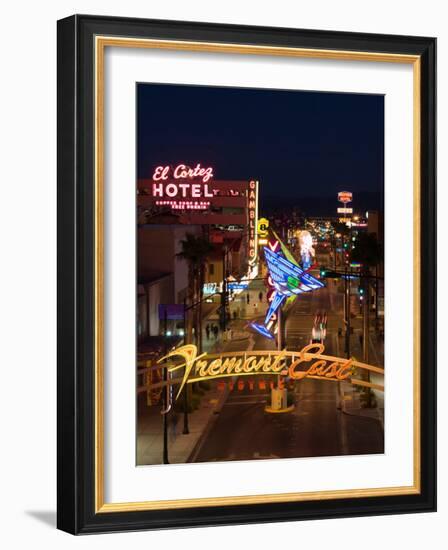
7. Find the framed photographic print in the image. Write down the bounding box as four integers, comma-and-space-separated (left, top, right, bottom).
57, 15, 436, 534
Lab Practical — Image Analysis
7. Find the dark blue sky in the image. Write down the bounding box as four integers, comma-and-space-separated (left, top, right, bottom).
137, 83, 384, 212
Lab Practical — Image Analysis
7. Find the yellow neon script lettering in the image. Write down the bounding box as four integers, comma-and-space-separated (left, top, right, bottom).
158, 343, 378, 394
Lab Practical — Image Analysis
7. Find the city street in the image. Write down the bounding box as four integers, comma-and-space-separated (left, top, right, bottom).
190, 267, 384, 463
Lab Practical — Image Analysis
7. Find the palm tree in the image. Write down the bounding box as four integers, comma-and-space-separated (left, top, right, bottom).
351, 232, 383, 398
350, 232, 382, 269
176, 233, 214, 351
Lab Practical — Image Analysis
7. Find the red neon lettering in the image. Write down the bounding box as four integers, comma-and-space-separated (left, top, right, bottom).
172, 163, 214, 183
152, 183, 164, 197
191, 184, 201, 197
152, 166, 169, 181
203, 184, 213, 197
165, 183, 178, 197
177, 183, 190, 197
201, 166, 214, 183
152, 164, 214, 183
173, 164, 187, 179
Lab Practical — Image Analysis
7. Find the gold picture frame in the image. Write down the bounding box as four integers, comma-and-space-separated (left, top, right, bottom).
58, 15, 436, 534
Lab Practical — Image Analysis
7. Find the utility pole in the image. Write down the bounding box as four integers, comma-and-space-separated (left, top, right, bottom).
197, 268, 203, 354
375, 264, 379, 329
362, 272, 372, 407
220, 248, 228, 332
347, 270, 351, 358
362, 274, 370, 375
333, 233, 337, 271
162, 309, 169, 464
277, 307, 283, 350
277, 307, 283, 396
344, 267, 351, 359
182, 298, 189, 435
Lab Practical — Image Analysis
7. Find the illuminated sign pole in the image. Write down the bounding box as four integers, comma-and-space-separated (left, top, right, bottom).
249, 233, 325, 412
337, 191, 354, 355
337, 190, 353, 223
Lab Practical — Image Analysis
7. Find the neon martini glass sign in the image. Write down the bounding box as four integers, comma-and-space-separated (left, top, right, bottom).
250, 240, 324, 339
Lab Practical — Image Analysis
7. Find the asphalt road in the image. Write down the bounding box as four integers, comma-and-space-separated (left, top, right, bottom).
192, 377, 383, 463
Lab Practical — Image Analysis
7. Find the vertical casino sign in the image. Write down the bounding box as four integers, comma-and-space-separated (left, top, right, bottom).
248, 180, 259, 266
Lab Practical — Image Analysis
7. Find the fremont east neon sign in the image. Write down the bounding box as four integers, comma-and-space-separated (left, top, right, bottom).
157, 343, 384, 400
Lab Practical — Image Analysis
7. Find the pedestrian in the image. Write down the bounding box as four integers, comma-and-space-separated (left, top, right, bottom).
233, 310, 237, 320
205, 324, 210, 340
246, 293, 250, 305
214, 325, 219, 338
258, 291, 263, 302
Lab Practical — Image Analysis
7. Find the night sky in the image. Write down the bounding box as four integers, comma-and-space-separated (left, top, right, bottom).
137, 83, 384, 215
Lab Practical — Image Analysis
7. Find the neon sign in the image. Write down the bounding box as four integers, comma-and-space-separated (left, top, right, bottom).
338, 191, 353, 204
152, 163, 214, 183
155, 343, 384, 403
251, 235, 324, 338
298, 230, 315, 270
203, 282, 219, 294
150, 163, 215, 209
152, 182, 214, 198
249, 322, 275, 340
257, 217, 269, 238
155, 200, 210, 210
262, 247, 324, 321
248, 180, 259, 265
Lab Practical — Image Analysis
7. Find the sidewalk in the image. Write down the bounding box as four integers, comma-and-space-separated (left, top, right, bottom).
137, 380, 231, 465
201, 279, 268, 349
339, 378, 384, 429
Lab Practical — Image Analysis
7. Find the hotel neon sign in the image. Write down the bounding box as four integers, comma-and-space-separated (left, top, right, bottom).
153, 343, 384, 404
151, 163, 215, 206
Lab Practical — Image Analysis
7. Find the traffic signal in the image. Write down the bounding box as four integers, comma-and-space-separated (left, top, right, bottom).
358, 286, 365, 295
320, 268, 340, 279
